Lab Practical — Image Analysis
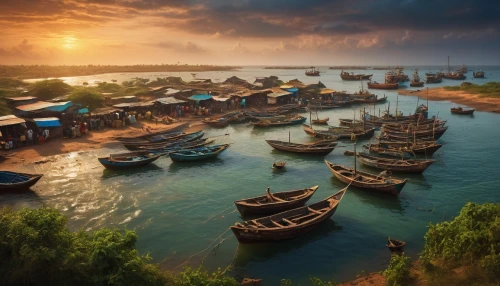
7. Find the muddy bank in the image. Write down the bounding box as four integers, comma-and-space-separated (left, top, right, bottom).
398, 88, 500, 113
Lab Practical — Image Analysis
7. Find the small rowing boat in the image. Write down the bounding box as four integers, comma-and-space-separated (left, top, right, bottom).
0, 171, 43, 191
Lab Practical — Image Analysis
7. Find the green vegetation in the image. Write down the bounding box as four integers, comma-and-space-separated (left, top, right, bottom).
0, 78, 29, 115
68, 87, 105, 110
28, 79, 72, 101
443, 82, 500, 97
0, 65, 239, 79
0, 207, 238, 286
383, 254, 412, 286
411, 202, 499, 285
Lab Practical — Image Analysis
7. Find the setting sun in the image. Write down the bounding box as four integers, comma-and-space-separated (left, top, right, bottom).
63, 36, 77, 49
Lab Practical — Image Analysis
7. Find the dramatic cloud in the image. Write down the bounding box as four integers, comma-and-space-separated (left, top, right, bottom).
0, 0, 498, 64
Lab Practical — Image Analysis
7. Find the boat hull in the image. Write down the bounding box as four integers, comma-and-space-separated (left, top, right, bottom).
357, 154, 435, 173
367, 83, 399, 90
0, 171, 43, 190
98, 156, 160, 169
266, 140, 337, 155
325, 162, 406, 195
231, 205, 339, 243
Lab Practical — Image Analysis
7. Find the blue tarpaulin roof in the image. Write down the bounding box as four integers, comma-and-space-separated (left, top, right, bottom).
77, 108, 89, 114
33, 117, 61, 128
189, 94, 212, 101
285, 88, 299, 93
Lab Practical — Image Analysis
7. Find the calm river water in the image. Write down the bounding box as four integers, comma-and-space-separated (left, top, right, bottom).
4, 66, 500, 284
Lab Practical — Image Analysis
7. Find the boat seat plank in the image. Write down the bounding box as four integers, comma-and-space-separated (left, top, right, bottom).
307, 207, 323, 215
282, 218, 297, 226
270, 220, 285, 228
291, 212, 319, 222
250, 220, 266, 227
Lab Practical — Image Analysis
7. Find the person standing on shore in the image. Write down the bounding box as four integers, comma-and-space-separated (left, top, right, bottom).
43, 128, 49, 141
27, 128, 33, 145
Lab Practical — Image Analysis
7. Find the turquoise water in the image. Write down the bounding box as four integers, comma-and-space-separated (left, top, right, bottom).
3, 67, 500, 284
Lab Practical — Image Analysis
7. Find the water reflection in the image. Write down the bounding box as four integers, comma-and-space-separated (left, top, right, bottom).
167, 158, 226, 173
0, 188, 43, 208
233, 219, 341, 267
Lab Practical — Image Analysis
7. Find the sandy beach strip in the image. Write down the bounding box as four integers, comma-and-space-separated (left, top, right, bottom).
398, 88, 500, 113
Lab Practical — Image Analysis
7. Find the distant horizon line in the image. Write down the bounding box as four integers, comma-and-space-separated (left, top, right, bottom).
1, 64, 499, 67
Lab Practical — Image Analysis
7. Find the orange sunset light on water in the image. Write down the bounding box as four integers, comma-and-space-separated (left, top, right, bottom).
0, 0, 498, 65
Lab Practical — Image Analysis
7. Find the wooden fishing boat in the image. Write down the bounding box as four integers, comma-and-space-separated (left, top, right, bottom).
367, 81, 399, 90
169, 144, 230, 162
308, 104, 339, 110
251, 116, 307, 127
140, 138, 215, 153
387, 237, 406, 253
382, 121, 447, 131
357, 153, 435, 173
312, 117, 329, 125
303, 124, 375, 140
366, 142, 443, 155
122, 131, 204, 150
234, 186, 318, 216
118, 130, 184, 143
202, 117, 230, 128
266, 139, 337, 155
0, 171, 43, 191
425, 74, 442, 84
410, 81, 424, 87
340, 71, 373, 81
473, 71, 485, 78
230, 185, 348, 243
98, 151, 161, 170
363, 144, 412, 159
451, 107, 475, 115
305, 66, 320, 76
356, 95, 387, 104
115, 122, 190, 141
272, 162, 286, 169
324, 160, 407, 195
382, 126, 448, 140
442, 72, 466, 80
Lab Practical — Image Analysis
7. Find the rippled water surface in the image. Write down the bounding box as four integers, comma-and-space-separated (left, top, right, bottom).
4, 66, 500, 284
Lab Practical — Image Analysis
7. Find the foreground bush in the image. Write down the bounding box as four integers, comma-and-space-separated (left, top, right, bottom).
383, 254, 411, 286
0, 207, 237, 286
420, 202, 500, 283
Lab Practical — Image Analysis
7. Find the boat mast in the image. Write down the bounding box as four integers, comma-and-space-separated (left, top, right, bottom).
363, 107, 366, 131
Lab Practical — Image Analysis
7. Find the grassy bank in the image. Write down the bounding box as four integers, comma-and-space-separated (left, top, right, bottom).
0, 65, 240, 79
443, 82, 500, 97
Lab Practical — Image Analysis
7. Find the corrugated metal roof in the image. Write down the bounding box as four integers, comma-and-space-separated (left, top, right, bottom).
164, 88, 181, 95
113, 101, 155, 108
267, 91, 291, 98
156, 98, 186, 105
33, 117, 62, 128
6, 96, 37, 101
92, 107, 123, 115
212, 96, 230, 102
279, 85, 295, 89
319, 88, 336, 94
0, 115, 26, 127
16, 101, 58, 111
44, 101, 72, 112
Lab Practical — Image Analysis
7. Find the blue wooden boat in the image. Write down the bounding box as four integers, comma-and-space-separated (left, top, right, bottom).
98, 151, 162, 169
169, 144, 230, 162
0, 171, 43, 191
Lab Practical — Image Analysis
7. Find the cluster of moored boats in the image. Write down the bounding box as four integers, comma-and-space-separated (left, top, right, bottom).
99, 123, 230, 168
229, 103, 453, 246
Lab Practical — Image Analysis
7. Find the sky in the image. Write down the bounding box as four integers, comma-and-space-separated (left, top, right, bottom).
0, 0, 499, 66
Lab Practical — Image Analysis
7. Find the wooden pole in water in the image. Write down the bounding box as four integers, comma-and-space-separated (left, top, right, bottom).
289, 131, 291, 143
354, 142, 357, 174
427, 87, 429, 110
363, 107, 366, 131
396, 93, 399, 120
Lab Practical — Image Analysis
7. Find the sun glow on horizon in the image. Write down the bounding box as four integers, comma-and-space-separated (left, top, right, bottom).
63, 36, 77, 49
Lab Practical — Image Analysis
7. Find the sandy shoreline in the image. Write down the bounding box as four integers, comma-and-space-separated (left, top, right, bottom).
0, 119, 205, 171
398, 87, 500, 113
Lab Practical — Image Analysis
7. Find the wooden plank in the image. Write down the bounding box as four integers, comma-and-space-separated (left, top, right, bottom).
270, 220, 284, 228
282, 218, 297, 226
